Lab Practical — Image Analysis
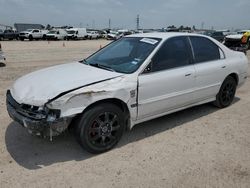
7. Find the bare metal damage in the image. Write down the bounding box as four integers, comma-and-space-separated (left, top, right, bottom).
46, 75, 138, 128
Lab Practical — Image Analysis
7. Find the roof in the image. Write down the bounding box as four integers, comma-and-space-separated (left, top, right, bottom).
127, 32, 204, 40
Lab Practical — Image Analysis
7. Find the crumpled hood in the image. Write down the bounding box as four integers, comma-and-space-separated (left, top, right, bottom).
226, 34, 243, 40
10, 62, 123, 106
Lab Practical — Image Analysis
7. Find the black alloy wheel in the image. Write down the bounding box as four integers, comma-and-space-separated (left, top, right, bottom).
75, 103, 125, 154
214, 76, 237, 108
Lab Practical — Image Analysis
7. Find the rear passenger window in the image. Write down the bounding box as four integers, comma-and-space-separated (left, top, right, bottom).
152, 36, 192, 72
190, 36, 220, 63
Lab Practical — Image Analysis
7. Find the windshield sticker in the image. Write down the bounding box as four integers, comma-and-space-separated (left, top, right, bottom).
140, 38, 158, 45
131, 61, 138, 65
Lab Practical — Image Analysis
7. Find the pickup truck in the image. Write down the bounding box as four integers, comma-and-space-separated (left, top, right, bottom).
87, 31, 99, 39
19, 29, 48, 41
0, 29, 19, 40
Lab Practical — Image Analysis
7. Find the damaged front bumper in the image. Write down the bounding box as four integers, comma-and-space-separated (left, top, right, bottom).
6, 90, 71, 138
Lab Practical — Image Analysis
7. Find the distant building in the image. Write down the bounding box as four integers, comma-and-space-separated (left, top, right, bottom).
14, 23, 45, 32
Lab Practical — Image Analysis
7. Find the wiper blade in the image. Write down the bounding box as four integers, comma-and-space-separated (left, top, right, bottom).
90, 63, 116, 72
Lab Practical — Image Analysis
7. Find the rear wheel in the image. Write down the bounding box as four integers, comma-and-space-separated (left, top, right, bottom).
74, 103, 125, 154
213, 76, 237, 108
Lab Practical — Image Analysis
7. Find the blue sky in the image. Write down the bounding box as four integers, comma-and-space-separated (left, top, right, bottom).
0, 0, 249, 30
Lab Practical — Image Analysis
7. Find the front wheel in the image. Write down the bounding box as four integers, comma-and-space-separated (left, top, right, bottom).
29, 35, 33, 41
213, 76, 237, 108
74, 103, 125, 154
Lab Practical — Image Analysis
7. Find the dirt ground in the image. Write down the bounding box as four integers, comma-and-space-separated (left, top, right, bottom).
0, 40, 250, 188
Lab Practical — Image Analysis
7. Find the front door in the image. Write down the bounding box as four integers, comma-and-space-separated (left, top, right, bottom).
137, 36, 196, 120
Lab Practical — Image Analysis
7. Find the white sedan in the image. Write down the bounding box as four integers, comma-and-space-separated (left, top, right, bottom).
6, 33, 249, 153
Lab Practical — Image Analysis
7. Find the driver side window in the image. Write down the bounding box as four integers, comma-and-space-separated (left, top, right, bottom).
151, 36, 192, 72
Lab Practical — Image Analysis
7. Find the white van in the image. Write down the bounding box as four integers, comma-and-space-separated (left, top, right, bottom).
66, 28, 87, 40
46, 29, 68, 40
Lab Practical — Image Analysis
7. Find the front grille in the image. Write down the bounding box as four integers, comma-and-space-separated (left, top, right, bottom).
6, 90, 47, 120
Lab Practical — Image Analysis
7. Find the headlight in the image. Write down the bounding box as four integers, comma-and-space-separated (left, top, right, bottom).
44, 106, 61, 121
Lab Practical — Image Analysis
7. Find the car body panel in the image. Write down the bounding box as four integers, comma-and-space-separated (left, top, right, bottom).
10, 62, 123, 106
138, 65, 196, 120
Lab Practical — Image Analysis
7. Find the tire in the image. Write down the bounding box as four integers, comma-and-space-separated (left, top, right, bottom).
213, 76, 237, 108
20, 38, 24, 41
74, 103, 126, 154
42, 35, 46, 40
29, 35, 33, 41
0, 37, 3, 41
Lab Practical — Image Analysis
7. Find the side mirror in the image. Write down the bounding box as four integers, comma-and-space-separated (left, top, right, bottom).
143, 61, 152, 74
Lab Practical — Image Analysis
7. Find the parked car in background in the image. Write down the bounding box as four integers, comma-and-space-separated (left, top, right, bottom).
0, 29, 19, 40
66, 28, 87, 40
87, 31, 99, 39
224, 30, 250, 52
107, 31, 121, 40
19, 29, 48, 41
0, 29, 3, 40
210, 31, 226, 42
6, 33, 248, 153
98, 30, 108, 38
46, 29, 67, 40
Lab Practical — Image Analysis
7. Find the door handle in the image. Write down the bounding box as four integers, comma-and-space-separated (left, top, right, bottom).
221, 66, 226, 69
185, 73, 192, 77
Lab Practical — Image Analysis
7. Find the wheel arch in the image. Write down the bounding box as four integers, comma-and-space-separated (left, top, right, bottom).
70, 98, 131, 130
227, 72, 239, 85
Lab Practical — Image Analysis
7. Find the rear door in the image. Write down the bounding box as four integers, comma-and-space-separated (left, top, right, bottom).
189, 36, 228, 102
138, 36, 196, 120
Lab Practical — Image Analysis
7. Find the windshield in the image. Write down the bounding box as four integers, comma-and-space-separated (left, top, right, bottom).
67, 30, 76, 34
83, 37, 161, 74
237, 31, 246, 35
26, 29, 33, 32
47, 30, 57, 34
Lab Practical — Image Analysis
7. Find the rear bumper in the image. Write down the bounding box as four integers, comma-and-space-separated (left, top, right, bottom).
238, 72, 248, 88
6, 90, 70, 137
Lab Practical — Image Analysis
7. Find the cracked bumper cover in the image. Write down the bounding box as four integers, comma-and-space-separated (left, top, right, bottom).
6, 90, 71, 136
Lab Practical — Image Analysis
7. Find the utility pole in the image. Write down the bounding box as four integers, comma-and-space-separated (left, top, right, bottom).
136, 14, 140, 30
201, 22, 205, 30
109, 18, 111, 29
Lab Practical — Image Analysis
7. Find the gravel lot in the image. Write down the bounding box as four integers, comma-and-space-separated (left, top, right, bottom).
0, 40, 249, 188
